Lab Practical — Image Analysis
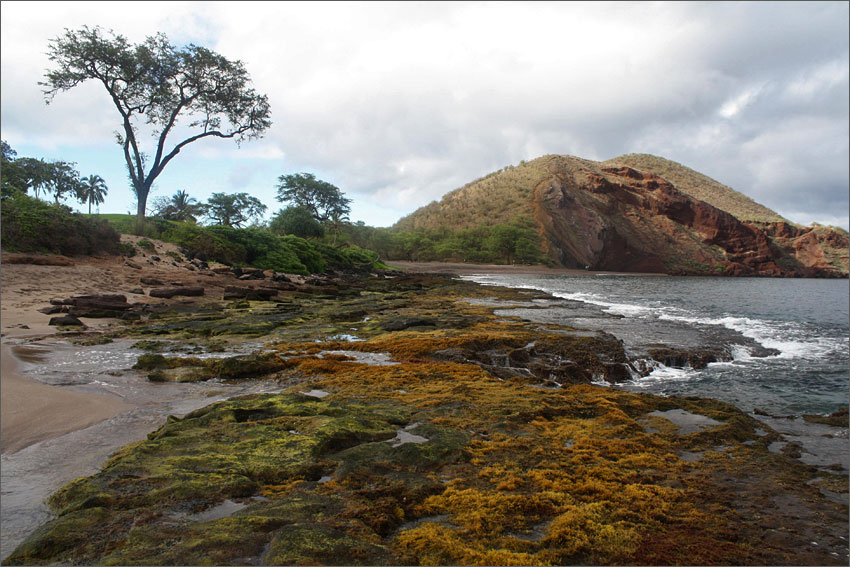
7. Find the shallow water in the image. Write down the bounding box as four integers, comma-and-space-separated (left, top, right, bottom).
463, 274, 849, 417
0, 337, 282, 560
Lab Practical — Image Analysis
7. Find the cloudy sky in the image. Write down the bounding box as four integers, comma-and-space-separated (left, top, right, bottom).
2, 1, 848, 228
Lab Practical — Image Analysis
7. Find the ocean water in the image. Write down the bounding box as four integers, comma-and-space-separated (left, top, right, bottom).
462, 274, 849, 416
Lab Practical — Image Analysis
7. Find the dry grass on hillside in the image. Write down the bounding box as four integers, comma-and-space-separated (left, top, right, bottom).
605, 154, 788, 224
396, 161, 550, 230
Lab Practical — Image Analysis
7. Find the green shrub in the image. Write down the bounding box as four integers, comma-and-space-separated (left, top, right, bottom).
1, 194, 120, 256
119, 242, 137, 257
136, 238, 155, 251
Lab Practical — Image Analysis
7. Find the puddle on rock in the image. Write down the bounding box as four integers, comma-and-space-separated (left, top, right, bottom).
169, 499, 248, 523
299, 389, 330, 399
646, 409, 722, 435
319, 350, 398, 366
389, 423, 429, 447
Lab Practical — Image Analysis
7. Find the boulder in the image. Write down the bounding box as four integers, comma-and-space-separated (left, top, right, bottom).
140, 277, 164, 286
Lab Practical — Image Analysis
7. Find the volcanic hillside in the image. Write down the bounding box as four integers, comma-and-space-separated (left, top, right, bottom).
395, 154, 849, 277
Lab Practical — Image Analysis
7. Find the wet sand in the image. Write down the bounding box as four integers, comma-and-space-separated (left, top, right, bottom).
1, 330, 131, 455
0, 242, 191, 455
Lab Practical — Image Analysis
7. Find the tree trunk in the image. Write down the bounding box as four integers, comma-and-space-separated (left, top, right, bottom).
135, 184, 150, 234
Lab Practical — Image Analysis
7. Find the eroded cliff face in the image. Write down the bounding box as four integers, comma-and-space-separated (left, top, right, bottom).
530, 156, 848, 277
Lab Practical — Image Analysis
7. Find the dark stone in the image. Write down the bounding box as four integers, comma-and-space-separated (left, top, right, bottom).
381, 317, 437, 331
48, 315, 84, 326
140, 277, 163, 286
508, 348, 531, 364
149, 286, 205, 299
66, 295, 131, 312
151, 256, 161, 262
222, 286, 278, 301
128, 288, 145, 295
125, 261, 142, 270
602, 362, 633, 383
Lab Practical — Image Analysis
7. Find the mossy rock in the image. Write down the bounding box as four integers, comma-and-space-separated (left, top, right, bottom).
266, 522, 397, 565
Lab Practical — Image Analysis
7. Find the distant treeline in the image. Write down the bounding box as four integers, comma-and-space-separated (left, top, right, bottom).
342, 217, 548, 265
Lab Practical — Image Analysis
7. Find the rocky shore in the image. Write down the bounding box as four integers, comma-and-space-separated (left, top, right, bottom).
1, 243, 848, 565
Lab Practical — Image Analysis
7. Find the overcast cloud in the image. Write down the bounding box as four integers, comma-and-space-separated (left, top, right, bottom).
1, 1, 847, 228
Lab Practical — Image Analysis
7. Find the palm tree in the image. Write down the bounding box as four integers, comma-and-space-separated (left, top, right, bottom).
154, 189, 204, 222
78, 174, 108, 214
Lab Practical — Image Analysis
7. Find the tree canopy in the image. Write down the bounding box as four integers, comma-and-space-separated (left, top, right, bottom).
41, 26, 271, 220
1, 140, 88, 205
275, 173, 351, 224
269, 205, 325, 238
203, 192, 267, 228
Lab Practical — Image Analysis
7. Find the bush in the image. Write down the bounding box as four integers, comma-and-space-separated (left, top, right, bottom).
1, 193, 120, 256
136, 238, 155, 251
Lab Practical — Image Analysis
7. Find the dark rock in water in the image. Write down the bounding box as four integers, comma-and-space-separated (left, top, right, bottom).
149, 286, 204, 299
602, 362, 633, 383
382, 317, 437, 331
147, 366, 210, 383
645, 346, 732, 370
48, 314, 84, 326
140, 277, 164, 286
802, 406, 849, 427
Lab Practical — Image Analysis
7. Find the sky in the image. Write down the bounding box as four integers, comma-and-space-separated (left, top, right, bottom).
1, 1, 848, 229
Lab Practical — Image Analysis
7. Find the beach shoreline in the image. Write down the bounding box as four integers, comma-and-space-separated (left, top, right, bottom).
388, 260, 667, 276
1, 324, 131, 455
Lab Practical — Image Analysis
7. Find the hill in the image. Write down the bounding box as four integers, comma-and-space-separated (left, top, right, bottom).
394, 154, 848, 277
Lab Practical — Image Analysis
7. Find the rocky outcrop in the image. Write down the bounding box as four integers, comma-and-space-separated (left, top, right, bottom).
529, 156, 847, 277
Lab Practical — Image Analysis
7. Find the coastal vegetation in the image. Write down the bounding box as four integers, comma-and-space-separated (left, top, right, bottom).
0, 193, 120, 256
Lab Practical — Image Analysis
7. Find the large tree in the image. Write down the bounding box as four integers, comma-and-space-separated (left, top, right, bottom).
203, 192, 267, 228
275, 173, 351, 224
41, 26, 271, 220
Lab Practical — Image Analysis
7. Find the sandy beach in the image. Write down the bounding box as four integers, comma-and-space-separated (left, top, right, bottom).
0, 237, 210, 455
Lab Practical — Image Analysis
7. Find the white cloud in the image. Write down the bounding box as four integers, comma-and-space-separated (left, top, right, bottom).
1, 1, 847, 229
